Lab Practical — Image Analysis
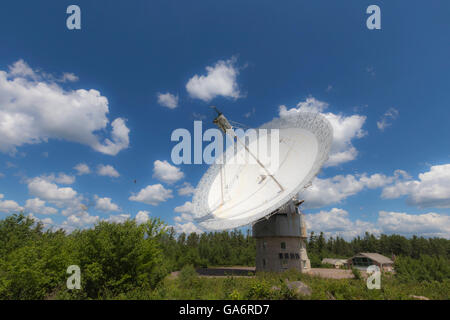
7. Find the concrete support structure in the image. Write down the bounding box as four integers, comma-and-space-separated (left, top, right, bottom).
252, 200, 311, 273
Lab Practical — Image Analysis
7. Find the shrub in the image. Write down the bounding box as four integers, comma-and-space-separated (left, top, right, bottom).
395, 255, 450, 283
352, 267, 362, 280
69, 219, 168, 298
178, 265, 199, 289
245, 280, 273, 299
0, 215, 169, 300
229, 289, 242, 300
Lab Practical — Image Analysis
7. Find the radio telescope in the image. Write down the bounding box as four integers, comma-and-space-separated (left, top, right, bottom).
192, 108, 333, 272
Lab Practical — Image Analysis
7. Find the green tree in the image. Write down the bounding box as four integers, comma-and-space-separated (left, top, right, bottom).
69, 218, 167, 298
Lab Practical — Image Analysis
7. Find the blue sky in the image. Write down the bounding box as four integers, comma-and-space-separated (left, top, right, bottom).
0, 1, 449, 238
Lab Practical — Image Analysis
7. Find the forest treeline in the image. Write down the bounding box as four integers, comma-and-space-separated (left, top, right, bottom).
0, 213, 449, 299
162, 228, 449, 269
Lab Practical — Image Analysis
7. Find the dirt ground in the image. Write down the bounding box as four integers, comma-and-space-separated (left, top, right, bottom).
169, 267, 355, 279
305, 268, 354, 279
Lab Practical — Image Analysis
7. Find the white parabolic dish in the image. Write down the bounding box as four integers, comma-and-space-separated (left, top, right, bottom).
192, 112, 333, 230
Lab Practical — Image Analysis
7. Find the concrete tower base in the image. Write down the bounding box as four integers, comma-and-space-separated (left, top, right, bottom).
252, 200, 310, 273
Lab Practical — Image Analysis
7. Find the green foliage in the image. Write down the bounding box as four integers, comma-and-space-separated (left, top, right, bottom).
159, 228, 256, 271
146, 270, 449, 300
0, 214, 168, 300
306, 231, 450, 261
275, 283, 298, 300
352, 267, 362, 280
228, 289, 242, 300
0, 214, 72, 299
245, 279, 273, 299
67, 218, 168, 298
0, 214, 43, 257
178, 265, 199, 289
308, 252, 323, 268
1, 213, 449, 300
394, 255, 450, 283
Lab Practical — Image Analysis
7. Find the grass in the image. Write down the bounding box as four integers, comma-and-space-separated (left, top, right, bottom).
110, 267, 449, 300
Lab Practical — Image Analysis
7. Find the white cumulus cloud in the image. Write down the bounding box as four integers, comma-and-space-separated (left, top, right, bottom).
157, 92, 179, 109
94, 195, 120, 212
377, 211, 450, 238
74, 163, 91, 175
186, 57, 241, 102
0, 59, 130, 155
279, 97, 366, 167
28, 177, 78, 203
377, 108, 399, 131
97, 164, 120, 178
0, 194, 23, 213
172, 201, 203, 234
60, 72, 79, 83
302, 172, 400, 209
24, 198, 58, 215
25, 174, 93, 228
129, 184, 173, 206
305, 208, 450, 239
135, 210, 150, 224
64, 212, 99, 228
174, 221, 203, 234
153, 160, 184, 184
105, 213, 130, 224
27, 213, 54, 229
40, 173, 75, 185
174, 201, 194, 214
305, 208, 380, 240
382, 164, 450, 208
8, 59, 35, 78
177, 182, 195, 196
